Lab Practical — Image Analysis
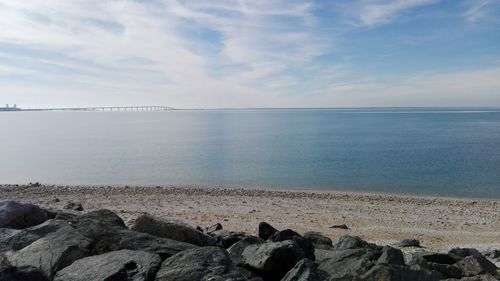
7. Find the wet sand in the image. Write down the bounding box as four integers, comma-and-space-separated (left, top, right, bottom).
1, 184, 499, 251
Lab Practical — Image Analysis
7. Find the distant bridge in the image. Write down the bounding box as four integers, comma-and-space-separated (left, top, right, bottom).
23, 106, 175, 112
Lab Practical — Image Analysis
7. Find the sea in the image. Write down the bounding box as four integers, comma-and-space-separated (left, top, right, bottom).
1, 108, 500, 198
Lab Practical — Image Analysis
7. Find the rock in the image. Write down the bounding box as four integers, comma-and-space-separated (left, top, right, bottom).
269, 229, 315, 261
329, 224, 349, 230
483, 249, 500, 259
427, 262, 463, 279
449, 248, 484, 260
0, 201, 49, 229
54, 249, 162, 281
155, 246, 256, 281
8, 224, 92, 278
67, 209, 196, 258
68, 209, 128, 254
318, 248, 381, 280
422, 253, 457, 265
377, 246, 405, 266
64, 202, 83, 211
360, 264, 442, 281
210, 229, 248, 248
333, 235, 380, 251
206, 223, 223, 233
0, 265, 49, 281
242, 240, 307, 280
394, 239, 421, 248
314, 249, 337, 263
258, 222, 277, 240
0, 219, 70, 252
129, 214, 216, 246
280, 259, 327, 281
303, 232, 333, 250
454, 255, 498, 277
117, 230, 197, 259
228, 236, 264, 265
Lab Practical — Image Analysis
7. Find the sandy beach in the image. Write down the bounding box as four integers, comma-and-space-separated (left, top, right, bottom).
1, 184, 499, 252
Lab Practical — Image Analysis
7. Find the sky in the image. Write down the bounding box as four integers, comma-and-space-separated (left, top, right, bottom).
0, 0, 499, 108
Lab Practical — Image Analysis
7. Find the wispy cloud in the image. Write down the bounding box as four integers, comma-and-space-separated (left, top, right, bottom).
464, 0, 499, 22
354, 0, 439, 27
0, 0, 498, 108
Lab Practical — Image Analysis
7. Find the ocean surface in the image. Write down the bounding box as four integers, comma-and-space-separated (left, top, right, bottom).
1, 108, 500, 198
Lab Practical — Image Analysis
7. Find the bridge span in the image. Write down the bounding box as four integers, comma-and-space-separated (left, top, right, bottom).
24, 106, 175, 112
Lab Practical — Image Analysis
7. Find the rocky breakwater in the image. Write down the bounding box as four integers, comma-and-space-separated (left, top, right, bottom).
0, 200, 499, 281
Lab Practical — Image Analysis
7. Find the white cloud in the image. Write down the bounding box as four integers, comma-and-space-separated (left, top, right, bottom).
464, 0, 498, 22
0, 0, 330, 108
351, 0, 439, 27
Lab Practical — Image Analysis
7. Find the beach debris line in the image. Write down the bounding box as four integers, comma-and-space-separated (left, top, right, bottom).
0, 200, 499, 281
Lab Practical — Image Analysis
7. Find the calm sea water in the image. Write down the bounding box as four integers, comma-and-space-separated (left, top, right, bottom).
1, 108, 500, 198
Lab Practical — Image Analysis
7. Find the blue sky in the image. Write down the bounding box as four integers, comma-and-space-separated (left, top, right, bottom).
0, 0, 499, 108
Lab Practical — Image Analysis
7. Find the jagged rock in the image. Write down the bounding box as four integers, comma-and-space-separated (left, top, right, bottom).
280, 259, 327, 281
228, 236, 264, 265
242, 240, 307, 280
66, 209, 196, 258
303, 232, 333, 250
449, 248, 484, 260
422, 253, 457, 265
360, 263, 442, 281
394, 239, 421, 248
7, 225, 92, 278
155, 246, 257, 281
129, 214, 216, 246
333, 235, 380, 251
0, 219, 70, 252
64, 202, 83, 211
427, 262, 463, 279
0, 265, 49, 281
117, 230, 197, 259
318, 248, 382, 280
0, 201, 49, 229
454, 255, 498, 277
314, 249, 337, 263
269, 229, 315, 260
258, 222, 277, 240
210, 229, 248, 248
377, 246, 405, 266
206, 223, 223, 233
54, 249, 162, 281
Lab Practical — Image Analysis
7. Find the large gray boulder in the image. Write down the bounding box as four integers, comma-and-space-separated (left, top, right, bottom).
7, 225, 92, 278
0, 219, 70, 252
0, 265, 49, 281
258, 222, 278, 240
117, 230, 197, 259
303, 232, 333, 250
228, 236, 264, 266
155, 246, 258, 281
242, 240, 307, 280
68, 210, 195, 258
130, 214, 217, 246
333, 235, 380, 251
360, 264, 442, 281
280, 259, 327, 281
317, 248, 380, 280
0, 201, 48, 229
454, 255, 498, 277
54, 249, 162, 281
268, 229, 315, 261
377, 246, 405, 266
